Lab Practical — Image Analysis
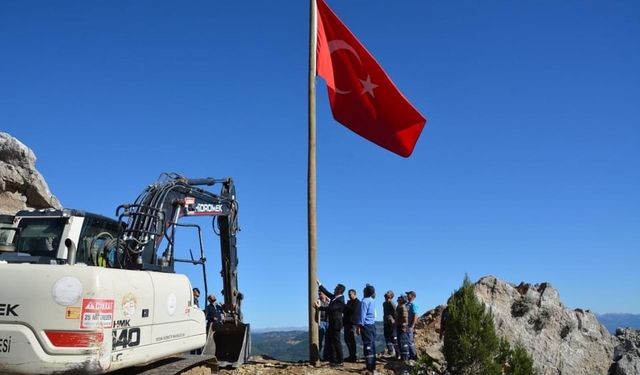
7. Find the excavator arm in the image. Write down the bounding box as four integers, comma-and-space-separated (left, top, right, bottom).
115, 173, 249, 366
179, 178, 243, 320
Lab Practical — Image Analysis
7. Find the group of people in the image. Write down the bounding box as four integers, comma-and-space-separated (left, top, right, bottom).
314, 281, 419, 374
382, 290, 419, 361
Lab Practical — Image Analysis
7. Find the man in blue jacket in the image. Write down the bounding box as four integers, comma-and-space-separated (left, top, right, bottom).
357, 284, 377, 374
406, 290, 419, 360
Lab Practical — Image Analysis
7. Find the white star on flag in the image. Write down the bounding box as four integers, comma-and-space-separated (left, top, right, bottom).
360, 75, 378, 97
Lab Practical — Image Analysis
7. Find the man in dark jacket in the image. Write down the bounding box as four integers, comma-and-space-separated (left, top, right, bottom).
192, 288, 201, 308
205, 294, 222, 334
395, 294, 410, 361
316, 281, 346, 367
343, 289, 361, 362
383, 290, 398, 357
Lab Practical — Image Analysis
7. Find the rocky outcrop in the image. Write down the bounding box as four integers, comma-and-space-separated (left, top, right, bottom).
0, 132, 61, 214
611, 328, 640, 375
415, 276, 618, 375
413, 304, 446, 364
473, 276, 614, 375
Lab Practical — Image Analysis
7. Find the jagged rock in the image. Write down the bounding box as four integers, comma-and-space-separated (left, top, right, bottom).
414, 276, 616, 375
611, 328, 640, 375
0, 132, 61, 214
473, 276, 614, 375
413, 304, 446, 364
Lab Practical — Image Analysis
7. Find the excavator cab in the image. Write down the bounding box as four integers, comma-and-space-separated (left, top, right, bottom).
0, 209, 121, 265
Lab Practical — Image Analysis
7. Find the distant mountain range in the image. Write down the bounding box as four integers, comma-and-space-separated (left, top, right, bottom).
252, 326, 307, 334
251, 322, 387, 362
596, 313, 640, 334
252, 330, 309, 362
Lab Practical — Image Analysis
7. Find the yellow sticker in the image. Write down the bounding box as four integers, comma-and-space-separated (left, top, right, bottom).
65, 307, 81, 319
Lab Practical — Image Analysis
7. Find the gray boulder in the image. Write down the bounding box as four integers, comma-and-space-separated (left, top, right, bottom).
0, 132, 61, 214
611, 327, 640, 375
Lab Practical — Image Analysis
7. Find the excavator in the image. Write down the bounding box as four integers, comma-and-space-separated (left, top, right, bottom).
0, 173, 250, 374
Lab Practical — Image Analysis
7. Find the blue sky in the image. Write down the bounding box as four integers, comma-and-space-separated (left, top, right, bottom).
2, 1, 639, 329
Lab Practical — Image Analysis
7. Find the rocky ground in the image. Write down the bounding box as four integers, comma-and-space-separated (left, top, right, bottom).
218, 356, 414, 375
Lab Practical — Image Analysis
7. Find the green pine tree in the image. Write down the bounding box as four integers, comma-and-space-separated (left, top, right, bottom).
504, 343, 536, 375
440, 275, 537, 375
443, 275, 502, 375
412, 275, 537, 375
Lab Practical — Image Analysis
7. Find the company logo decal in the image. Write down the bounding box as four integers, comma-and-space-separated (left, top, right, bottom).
183, 201, 225, 216
121, 293, 137, 320
0, 304, 18, 317
195, 203, 223, 214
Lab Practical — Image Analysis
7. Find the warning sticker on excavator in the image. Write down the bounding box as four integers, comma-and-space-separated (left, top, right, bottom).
80, 298, 114, 328
65, 306, 81, 319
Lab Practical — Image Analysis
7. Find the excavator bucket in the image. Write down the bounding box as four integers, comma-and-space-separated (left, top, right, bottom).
205, 323, 251, 368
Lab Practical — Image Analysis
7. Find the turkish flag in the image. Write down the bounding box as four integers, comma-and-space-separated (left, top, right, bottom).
316, 0, 426, 157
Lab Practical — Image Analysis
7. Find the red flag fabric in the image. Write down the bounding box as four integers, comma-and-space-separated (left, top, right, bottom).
316, 0, 426, 157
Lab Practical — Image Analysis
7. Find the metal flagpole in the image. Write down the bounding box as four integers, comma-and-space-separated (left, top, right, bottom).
307, 0, 319, 366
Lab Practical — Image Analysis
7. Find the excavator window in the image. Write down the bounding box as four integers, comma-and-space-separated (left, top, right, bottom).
15, 218, 65, 257
0, 215, 14, 247
76, 215, 122, 267
0, 227, 13, 246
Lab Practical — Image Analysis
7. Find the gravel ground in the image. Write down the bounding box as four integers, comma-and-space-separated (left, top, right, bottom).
217, 356, 414, 375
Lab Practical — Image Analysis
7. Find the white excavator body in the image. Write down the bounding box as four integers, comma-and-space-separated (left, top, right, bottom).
0, 263, 205, 374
